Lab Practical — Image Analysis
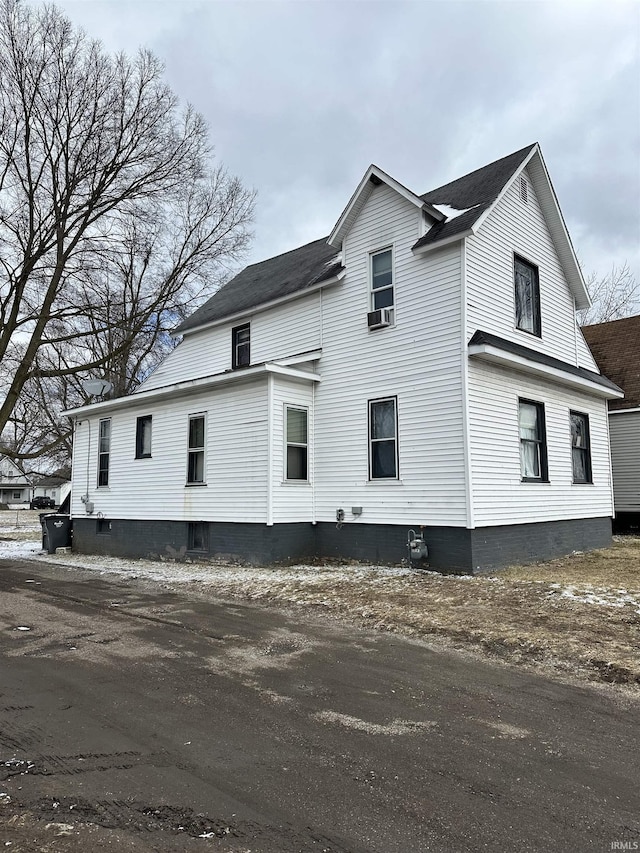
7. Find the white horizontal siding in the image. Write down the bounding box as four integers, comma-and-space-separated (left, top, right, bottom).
136, 327, 230, 392
466, 167, 592, 369
251, 293, 321, 363
137, 293, 322, 393
270, 377, 315, 523
70, 381, 269, 522
314, 183, 467, 527
468, 359, 613, 526
609, 412, 640, 511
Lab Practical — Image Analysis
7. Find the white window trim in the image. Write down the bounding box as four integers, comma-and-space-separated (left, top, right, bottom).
369, 246, 395, 321
368, 396, 399, 481
283, 404, 309, 483
186, 412, 207, 486
97, 418, 111, 488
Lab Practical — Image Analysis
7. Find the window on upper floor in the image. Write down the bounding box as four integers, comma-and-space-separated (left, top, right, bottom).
369, 397, 398, 480
98, 418, 111, 487
570, 411, 592, 484
518, 399, 548, 482
514, 255, 541, 337
187, 414, 206, 484
135, 415, 152, 459
232, 323, 250, 369
285, 406, 308, 481
370, 248, 394, 312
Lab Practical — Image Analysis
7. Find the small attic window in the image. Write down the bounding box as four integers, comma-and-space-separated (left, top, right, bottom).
519, 175, 529, 204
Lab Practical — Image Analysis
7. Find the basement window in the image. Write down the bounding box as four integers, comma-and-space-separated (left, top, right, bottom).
188, 521, 208, 552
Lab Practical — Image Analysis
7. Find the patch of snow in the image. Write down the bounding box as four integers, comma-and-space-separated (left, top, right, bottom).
547, 584, 640, 615
431, 202, 482, 220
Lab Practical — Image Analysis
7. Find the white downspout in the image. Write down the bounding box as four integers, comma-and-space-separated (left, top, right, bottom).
266, 374, 274, 526
461, 238, 475, 531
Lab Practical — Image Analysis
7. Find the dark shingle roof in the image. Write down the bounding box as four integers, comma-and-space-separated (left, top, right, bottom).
468, 329, 623, 395
414, 143, 537, 250
176, 238, 342, 334
582, 316, 640, 410
176, 145, 537, 333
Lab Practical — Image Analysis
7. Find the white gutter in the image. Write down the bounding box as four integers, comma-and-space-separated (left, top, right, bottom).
412, 229, 474, 256
468, 343, 624, 400
63, 363, 321, 418
608, 407, 640, 414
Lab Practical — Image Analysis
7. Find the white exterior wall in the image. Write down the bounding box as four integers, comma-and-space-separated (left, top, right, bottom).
609, 411, 640, 512
138, 293, 322, 393
468, 359, 613, 526
70, 380, 269, 522
314, 182, 467, 527
270, 376, 315, 523
466, 168, 597, 371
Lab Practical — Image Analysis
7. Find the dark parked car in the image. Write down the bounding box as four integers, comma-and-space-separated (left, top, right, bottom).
30, 496, 55, 510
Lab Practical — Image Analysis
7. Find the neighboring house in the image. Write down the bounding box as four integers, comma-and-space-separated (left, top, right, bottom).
33, 475, 72, 507
64, 143, 623, 572
0, 456, 30, 504
582, 315, 640, 532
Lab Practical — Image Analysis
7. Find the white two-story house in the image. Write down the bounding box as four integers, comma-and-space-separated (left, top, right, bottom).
64, 143, 623, 572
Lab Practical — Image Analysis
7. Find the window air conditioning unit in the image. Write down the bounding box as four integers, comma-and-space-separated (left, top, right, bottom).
367, 308, 392, 329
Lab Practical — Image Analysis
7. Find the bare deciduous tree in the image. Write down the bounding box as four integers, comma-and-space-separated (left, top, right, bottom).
579, 262, 640, 326
0, 0, 254, 465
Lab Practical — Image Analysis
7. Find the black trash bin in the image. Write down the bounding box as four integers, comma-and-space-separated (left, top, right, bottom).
41, 514, 72, 554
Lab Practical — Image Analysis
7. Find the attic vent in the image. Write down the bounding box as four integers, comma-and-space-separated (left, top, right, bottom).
519, 175, 529, 203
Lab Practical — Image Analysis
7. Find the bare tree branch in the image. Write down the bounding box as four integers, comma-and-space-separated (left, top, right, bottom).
0, 0, 255, 466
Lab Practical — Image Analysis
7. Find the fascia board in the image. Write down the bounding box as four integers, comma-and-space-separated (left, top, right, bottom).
412, 229, 474, 255
468, 343, 625, 400
469, 145, 590, 311
526, 150, 591, 309
63, 363, 321, 419
177, 269, 345, 338
329, 165, 444, 249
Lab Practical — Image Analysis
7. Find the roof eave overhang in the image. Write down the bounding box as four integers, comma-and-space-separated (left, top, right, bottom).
468, 343, 624, 400
412, 229, 474, 256
175, 268, 345, 338
63, 363, 321, 418
328, 164, 444, 249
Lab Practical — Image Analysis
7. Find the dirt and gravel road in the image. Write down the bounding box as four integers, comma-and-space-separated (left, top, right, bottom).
0, 558, 639, 852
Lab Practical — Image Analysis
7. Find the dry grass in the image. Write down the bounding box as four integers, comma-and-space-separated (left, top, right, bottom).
187, 541, 640, 691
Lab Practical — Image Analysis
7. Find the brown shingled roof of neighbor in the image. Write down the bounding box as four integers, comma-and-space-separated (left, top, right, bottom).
582, 315, 640, 410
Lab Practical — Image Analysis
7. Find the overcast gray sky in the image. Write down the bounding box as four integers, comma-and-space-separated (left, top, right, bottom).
50, 0, 640, 283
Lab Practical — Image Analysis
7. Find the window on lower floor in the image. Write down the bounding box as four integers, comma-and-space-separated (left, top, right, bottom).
12, 491, 21, 500
285, 406, 308, 481
369, 397, 398, 479
98, 418, 111, 486
232, 323, 250, 369
187, 414, 206, 484
518, 399, 548, 481
135, 415, 152, 458
570, 411, 592, 484
188, 521, 208, 551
